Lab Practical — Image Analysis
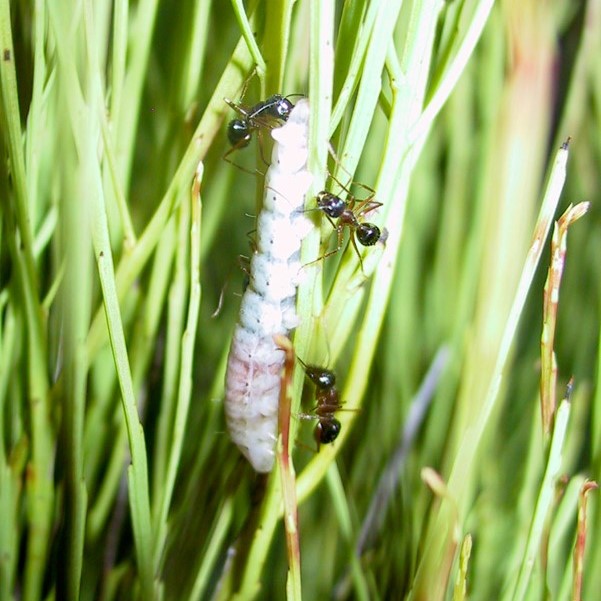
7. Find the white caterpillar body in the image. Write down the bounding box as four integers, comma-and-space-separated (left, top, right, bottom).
225, 99, 312, 473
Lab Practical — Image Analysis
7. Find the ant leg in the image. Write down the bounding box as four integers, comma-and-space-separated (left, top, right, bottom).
257, 130, 271, 168
325, 170, 382, 218
245, 228, 258, 252
353, 197, 383, 220
296, 412, 317, 422
326, 141, 341, 164
238, 252, 251, 273
294, 435, 320, 455
326, 161, 369, 201
223, 144, 264, 176
332, 177, 381, 218
224, 69, 258, 115
212, 249, 252, 318
351, 180, 377, 198
349, 233, 366, 273
326, 143, 350, 181
239, 68, 257, 101
295, 413, 323, 452
349, 182, 382, 216
302, 205, 337, 232
323, 213, 337, 230
224, 97, 250, 119
304, 225, 345, 267
325, 171, 354, 200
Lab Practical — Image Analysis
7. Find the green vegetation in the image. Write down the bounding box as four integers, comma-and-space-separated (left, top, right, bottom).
0, 0, 599, 599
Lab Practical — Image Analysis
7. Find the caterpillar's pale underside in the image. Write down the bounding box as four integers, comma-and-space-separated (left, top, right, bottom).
224, 99, 312, 473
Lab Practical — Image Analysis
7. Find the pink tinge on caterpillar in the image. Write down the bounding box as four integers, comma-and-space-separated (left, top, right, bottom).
224, 99, 312, 472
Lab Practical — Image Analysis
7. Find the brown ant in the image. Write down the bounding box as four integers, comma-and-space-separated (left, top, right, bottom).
297, 357, 344, 450
309, 177, 382, 270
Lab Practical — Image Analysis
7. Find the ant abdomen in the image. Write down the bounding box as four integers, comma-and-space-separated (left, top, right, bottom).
315, 418, 341, 445
227, 119, 251, 147
356, 223, 381, 246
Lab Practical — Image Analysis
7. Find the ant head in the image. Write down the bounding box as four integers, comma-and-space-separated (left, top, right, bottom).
305, 365, 336, 389
356, 223, 380, 246
273, 95, 295, 120
316, 191, 346, 218
227, 119, 251, 147
315, 418, 341, 445
259, 94, 296, 121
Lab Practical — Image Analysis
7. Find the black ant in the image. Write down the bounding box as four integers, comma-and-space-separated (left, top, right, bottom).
224, 94, 298, 163
309, 177, 383, 270
297, 358, 344, 450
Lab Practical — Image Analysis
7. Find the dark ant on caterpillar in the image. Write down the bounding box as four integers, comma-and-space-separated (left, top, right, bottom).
308, 175, 383, 272
223, 94, 301, 166
297, 357, 345, 450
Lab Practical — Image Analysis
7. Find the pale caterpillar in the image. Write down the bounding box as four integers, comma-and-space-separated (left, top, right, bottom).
224, 99, 312, 473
